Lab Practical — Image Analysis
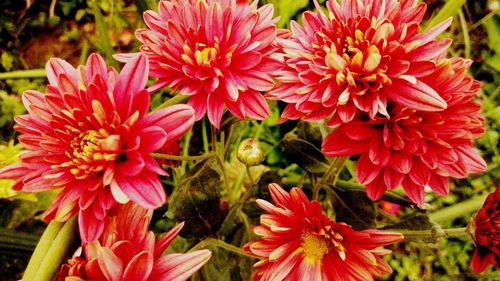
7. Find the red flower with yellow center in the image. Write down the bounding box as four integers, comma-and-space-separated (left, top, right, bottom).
0, 53, 195, 242
123, 0, 283, 128
269, 0, 453, 124
244, 183, 403, 280
323, 58, 486, 204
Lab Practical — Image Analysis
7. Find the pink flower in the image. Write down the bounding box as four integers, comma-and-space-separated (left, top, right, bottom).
57, 203, 211, 281
323, 58, 486, 205
131, 0, 282, 128
268, 0, 453, 124
470, 187, 500, 273
0, 53, 195, 242
244, 183, 403, 281
380, 201, 401, 215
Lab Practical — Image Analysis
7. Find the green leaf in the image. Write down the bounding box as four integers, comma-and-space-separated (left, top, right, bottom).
166, 159, 227, 238
330, 189, 376, 230
425, 0, 466, 30
282, 131, 330, 174
269, 0, 309, 28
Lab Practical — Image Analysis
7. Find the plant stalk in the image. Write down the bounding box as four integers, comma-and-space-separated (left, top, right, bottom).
0, 69, 46, 80
151, 152, 215, 161
429, 194, 488, 223
33, 216, 78, 281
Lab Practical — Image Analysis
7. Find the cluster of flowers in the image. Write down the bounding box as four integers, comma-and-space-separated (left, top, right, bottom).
0, 0, 496, 279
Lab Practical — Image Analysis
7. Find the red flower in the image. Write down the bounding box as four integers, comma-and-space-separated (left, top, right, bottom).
471, 187, 500, 273
244, 183, 403, 281
0, 53, 195, 242
323, 58, 486, 205
58, 203, 211, 281
268, 0, 453, 124
129, 0, 282, 128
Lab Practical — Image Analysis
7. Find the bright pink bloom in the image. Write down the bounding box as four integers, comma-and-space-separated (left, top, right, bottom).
0, 53, 195, 242
244, 183, 403, 281
268, 0, 453, 124
380, 201, 401, 215
470, 187, 500, 273
58, 203, 211, 281
323, 58, 486, 204
132, 0, 282, 128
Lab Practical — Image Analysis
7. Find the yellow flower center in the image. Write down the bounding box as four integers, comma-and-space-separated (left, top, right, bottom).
301, 231, 330, 263
65, 129, 121, 179
195, 47, 218, 65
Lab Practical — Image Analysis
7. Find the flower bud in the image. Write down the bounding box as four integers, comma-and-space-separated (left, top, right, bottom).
236, 138, 264, 166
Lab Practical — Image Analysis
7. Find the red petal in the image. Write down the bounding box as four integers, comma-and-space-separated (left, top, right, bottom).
389, 79, 447, 112
122, 252, 153, 281
149, 250, 211, 281
112, 172, 165, 209
207, 93, 224, 129
241, 90, 270, 120
155, 222, 184, 259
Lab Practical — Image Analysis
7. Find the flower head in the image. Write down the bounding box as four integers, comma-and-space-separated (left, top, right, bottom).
322, 58, 486, 204
470, 187, 500, 273
0, 53, 195, 242
269, 0, 453, 124
244, 183, 403, 281
131, 0, 282, 128
58, 202, 211, 281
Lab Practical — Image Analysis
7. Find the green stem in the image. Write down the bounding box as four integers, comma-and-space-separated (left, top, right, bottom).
212, 125, 231, 198
154, 94, 188, 110
33, 216, 78, 281
395, 227, 467, 241
151, 152, 215, 161
181, 128, 193, 173
190, 238, 256, 259
90, 0, 118, 69
202, 118, 210, 154
22, 221, 64, 281
458, 9, 471, 59
0, 69, 46, 80
245, 166, 254, 188
313, 157, 346, 200
429, 194, 488, 223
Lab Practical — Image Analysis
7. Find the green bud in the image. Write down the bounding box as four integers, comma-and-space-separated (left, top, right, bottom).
236, 138, 264, 166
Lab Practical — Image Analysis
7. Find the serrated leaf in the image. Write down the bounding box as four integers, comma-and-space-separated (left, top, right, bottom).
282, 132, 329, 174
330, 189, 376, 230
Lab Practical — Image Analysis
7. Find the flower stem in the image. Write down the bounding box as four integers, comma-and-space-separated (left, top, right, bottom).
181, 128, 193, 173
154, 94, 188, 110
151, 152, 215, 161
395, 227, 467, 241
190, 238, 257, 259
428, 194, 488, 223
202, 118, 210, 153
33, 216, 78, 281
313, 157, 346, 200
22, 221, 64, 281
245, 166, 254, 188
0, 69, 46, 80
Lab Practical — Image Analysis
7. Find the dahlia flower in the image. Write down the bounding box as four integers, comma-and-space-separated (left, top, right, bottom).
57, 202, 211, 281
244, 183, 403, 280
269, 0, 454, 124
470, 187, 500, 273
323, 58, 486, 204
0, 53, 195, 242
132, 0, 282, 128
